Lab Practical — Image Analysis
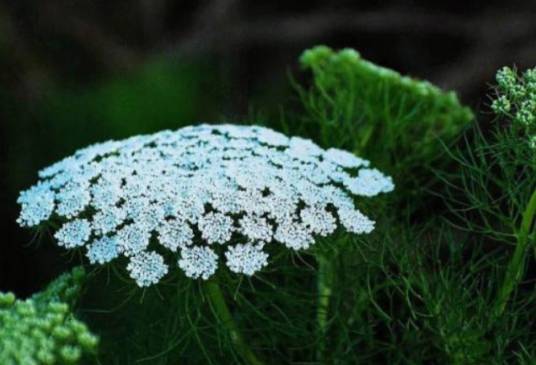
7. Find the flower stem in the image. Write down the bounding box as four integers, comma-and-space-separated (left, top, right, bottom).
204, 278, 265, 365
316, 254, 334, 362
492, 188, 536, 318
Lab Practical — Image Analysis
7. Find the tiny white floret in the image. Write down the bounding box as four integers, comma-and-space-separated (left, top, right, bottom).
178, 246, 218, 279
127, 251, 169, 287
54, 219, 92, 248
225, 243, 269, 275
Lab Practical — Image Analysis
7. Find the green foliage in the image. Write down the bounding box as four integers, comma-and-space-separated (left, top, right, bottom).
439, 66, 536, 324
78, 246, 320, 364
322, 222, 536, 364
8, 48, 536, 365
440, 65, 536, 247
0, 267, 98, 365
439, 125, 535, 245
293, 45, 473, 209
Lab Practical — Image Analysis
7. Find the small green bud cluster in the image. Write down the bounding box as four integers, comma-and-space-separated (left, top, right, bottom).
491, 66, 536, 146
0, 268, 98, 364
491, 95, 511, 114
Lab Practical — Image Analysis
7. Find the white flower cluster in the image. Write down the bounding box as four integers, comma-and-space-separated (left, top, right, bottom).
17, 124, 394, 286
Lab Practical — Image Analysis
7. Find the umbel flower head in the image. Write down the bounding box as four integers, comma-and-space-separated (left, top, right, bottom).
17, 124, 394, 286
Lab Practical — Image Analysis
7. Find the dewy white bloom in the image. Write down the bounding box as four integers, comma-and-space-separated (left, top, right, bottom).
225, 243, 269, 276
17, 124, 394, 286
337, 207, 375, 234
239, 215, 273, 242
178, 246, 218, 280
116, 224, 151, 256
17, 183, 55, 227
55, 181, 91, 218
156, 219, 194, 251
323, 148, 369, 168
127, 251, 169, 287
92, 206, 126, 235
344, 168, 395, 197
198, 212, 234, 244
54, 219, 91, 248
87, 236, 119, 264
274, 218, 314, 250
300, 205, 337, 236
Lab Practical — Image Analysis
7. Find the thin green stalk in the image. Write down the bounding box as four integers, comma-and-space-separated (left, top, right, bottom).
316, 254, 334, 362
492, 188, 536, 318
204, 278, 265, 365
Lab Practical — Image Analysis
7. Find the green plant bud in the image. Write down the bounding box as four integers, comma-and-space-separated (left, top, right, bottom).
529, 135, 536, 149
334, 48, 361, 65
360, 60, 382, 76
515, 107, 536, 126
17, 322, 31, 334
77, 332, 99, 350
300, 45, 333, 68
413, 81, 431, 96
50, 313, 65, 326
36, 318, 53, 331
48, 302, 69, 315
399, 75, 426, 94
30, 328, 44, 340
69, 321, 87, 334
524, 67, 536, 84
529, 89, 536, 102
527, 80, 536, 94
375, 66, 399, 81
52, 325, 72, 340
36, 349, 55, 365
521, 99, 536, 112
16, 301, 36, 316
491, 95, 511, 114
19, 356, 38, 365
0, 292, 16, 307
509, 83, 526, 100
60, 345, 81, 363
496, 66, 517, 90
37, 337, 55, 352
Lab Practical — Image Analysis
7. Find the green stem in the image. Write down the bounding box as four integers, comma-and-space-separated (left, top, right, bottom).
316, 254, 334, 362
204, 278, 265, 365
492, 189, 536, 318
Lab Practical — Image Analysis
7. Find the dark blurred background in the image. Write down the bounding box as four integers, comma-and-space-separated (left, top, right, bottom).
2, 0, 536, 297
